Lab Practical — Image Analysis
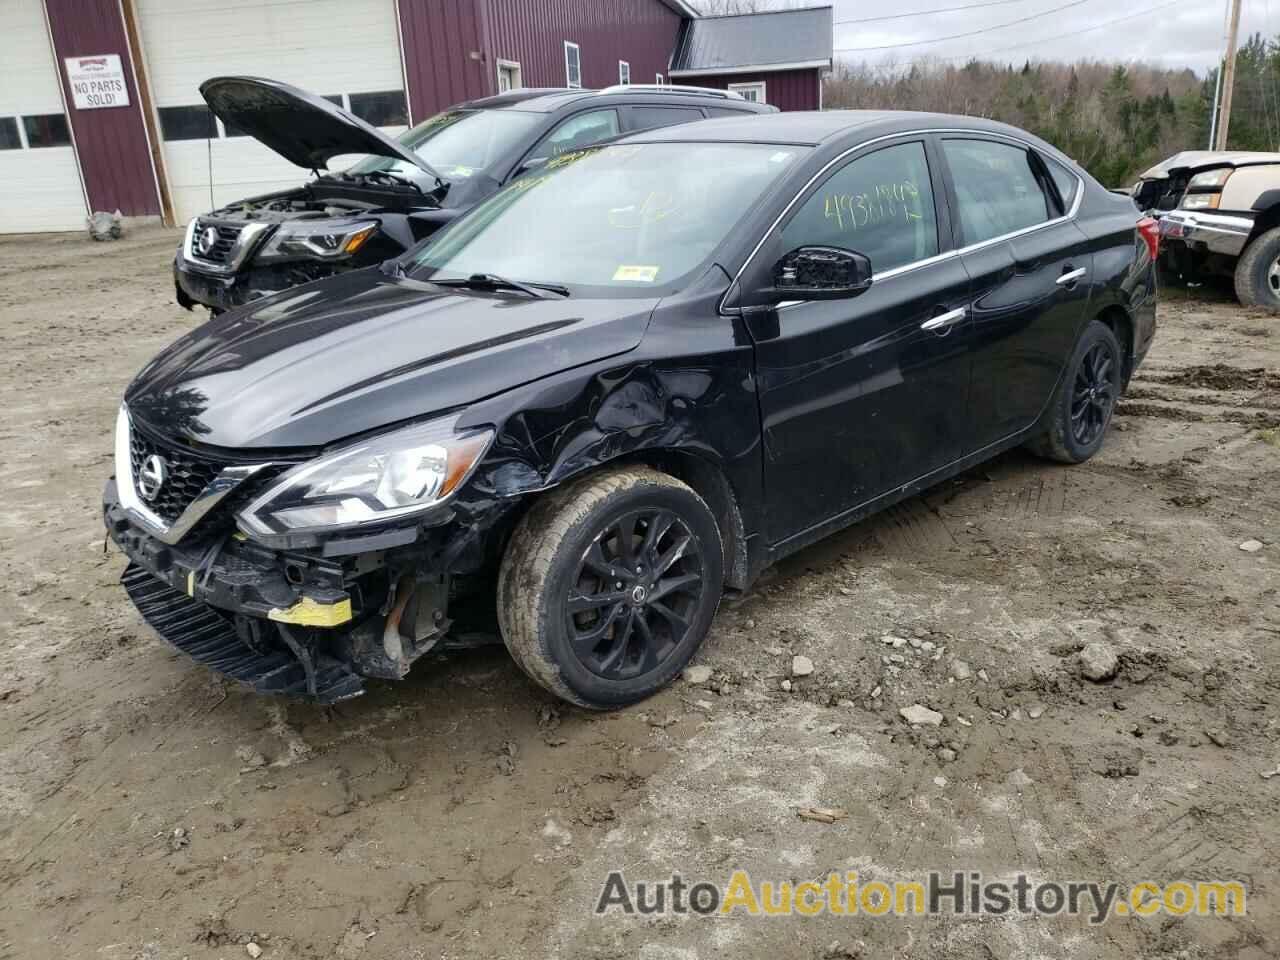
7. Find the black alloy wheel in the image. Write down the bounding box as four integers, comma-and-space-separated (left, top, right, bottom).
498, 466, 723, 709
1025, 318, 1123, 464
565, 509, 705, 681
1070, 340, 1116, 447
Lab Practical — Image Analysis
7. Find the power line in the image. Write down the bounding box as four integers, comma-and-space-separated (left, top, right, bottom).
833, 0, 1032, 26
833, 0, 1096, 52
839, 0, 1189, 67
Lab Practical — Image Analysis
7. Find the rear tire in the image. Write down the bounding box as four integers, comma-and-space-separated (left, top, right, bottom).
1025, 319, 1122, 464
497, 466, 723, 709
1234, 226, 1280, 311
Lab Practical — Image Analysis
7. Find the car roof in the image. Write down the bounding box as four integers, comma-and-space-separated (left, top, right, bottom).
621, 109, 1052, 147
455, 87, 771, 113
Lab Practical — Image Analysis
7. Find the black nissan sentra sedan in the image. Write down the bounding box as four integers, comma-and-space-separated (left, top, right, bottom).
106, 111, 1157, 708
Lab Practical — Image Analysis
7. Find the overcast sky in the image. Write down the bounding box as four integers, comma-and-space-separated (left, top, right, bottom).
799, 0, 1277, 75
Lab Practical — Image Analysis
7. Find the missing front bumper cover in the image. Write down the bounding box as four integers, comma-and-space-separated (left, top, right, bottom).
122, 564, 365, 703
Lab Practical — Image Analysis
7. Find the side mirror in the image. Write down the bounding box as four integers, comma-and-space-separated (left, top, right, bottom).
757, 246, 872, 304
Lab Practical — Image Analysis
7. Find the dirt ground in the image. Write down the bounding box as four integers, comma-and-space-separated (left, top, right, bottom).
1, 227, 1277, 960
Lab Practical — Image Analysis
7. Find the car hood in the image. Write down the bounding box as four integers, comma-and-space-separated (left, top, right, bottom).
126, 269, 656, 449
1138, 150, 1280, 179
200, 76, 443, 180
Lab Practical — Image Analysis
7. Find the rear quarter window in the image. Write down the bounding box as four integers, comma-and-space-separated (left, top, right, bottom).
1043, 156, 1080, 213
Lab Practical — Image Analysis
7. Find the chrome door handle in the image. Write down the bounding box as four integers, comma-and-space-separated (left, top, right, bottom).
920, 307, 966, 331
1056, 267, 1087, 286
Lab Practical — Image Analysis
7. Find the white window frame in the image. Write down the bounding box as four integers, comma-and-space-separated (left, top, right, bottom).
564, 41, 582, 88
728, 81, 766, 103
497, 59, 522, 93
655, 73, 664, 85
618, 60, 631, 85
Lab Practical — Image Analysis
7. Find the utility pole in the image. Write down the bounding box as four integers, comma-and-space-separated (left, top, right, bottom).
1214, 0, 1244, 150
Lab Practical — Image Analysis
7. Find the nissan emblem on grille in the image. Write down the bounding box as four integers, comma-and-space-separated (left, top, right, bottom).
137, 454, 168, 501
196, 225, 219, 257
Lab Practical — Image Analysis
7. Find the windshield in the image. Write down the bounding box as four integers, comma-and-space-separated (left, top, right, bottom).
346, 109, 541, 180
407, 142, 807, 293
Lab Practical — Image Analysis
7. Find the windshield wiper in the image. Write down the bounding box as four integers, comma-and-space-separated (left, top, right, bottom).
429, 273, 569, 299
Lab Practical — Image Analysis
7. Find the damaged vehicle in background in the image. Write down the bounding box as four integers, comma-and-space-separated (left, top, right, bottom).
1134, 150, 1280, 310
175, 76, 772, 314
110, 111, 1156, 709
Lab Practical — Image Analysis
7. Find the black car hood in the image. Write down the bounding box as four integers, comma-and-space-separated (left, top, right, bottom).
200, 76, 443, 180
126, 270, 656, 449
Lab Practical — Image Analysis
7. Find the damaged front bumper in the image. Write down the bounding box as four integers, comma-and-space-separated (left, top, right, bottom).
105, 480, 466, 703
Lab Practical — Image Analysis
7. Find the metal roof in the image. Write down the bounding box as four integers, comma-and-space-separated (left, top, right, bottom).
670, 6, 833, 76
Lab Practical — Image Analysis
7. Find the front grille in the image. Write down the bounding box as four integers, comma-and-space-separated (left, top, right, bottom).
189, 220, 242, 264
129, 428, 228, 524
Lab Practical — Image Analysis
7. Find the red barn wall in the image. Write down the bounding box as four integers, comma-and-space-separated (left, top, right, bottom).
397, 0, 685, 123
679, 68, 822, 112
483, 0, 682, 91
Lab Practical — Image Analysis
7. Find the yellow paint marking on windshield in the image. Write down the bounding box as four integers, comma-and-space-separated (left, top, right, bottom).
613, 265, 660, 283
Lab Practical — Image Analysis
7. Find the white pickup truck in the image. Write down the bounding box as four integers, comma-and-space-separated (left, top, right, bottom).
1133, 151, 1280, 310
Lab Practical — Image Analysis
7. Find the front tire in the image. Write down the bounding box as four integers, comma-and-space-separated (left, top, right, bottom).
497, 466, 723, 709
1234, 226, 1280, 311
1025, 319, 1122, 464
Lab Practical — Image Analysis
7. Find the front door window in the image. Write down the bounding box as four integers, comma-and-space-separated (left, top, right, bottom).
780, 140, 939, 275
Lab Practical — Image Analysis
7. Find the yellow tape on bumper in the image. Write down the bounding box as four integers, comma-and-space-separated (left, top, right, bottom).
267, 597, 353, 628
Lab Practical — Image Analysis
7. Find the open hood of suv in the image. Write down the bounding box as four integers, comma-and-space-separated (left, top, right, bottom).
200, 76, 445, 182
1139, 150, 1280, 179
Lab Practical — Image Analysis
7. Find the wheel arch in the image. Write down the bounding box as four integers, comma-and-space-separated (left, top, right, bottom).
1246, 197, 1280, 245
616, 448, 750, 591
1091, 303, 1135, 388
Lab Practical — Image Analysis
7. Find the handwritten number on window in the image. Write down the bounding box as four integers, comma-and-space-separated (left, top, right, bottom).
823, 180, 922, 233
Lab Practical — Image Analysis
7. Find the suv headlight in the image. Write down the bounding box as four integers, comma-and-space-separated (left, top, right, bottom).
1187, 168, 1233, 189
237, 416, 493, 540
1181, 193, 1220, 210
255, 219, 378, 263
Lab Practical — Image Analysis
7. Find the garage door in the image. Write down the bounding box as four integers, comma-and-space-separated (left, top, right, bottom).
138, 0, 409, 224
0, 0, 88, 234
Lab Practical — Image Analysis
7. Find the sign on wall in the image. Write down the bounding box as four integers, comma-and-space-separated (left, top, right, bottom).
64, 55, 131, 110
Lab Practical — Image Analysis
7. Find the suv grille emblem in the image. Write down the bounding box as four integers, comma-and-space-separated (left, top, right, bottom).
196, 225, 219, 256
138, 454, 169, 501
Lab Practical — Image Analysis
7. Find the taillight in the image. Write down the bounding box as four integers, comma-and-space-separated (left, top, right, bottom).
1137, 216, 1160, 261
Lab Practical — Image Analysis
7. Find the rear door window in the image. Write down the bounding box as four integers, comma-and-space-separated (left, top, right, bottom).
527, 109, 619, 161
779, 140, 940, 275
941, 138, 1052, 245
626, 105, 704, 132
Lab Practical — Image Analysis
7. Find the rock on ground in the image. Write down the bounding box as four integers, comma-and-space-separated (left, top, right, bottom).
1079, 641, 1119, 682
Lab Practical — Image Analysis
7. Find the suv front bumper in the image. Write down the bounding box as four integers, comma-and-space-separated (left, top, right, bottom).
1156, 210, 1254, 257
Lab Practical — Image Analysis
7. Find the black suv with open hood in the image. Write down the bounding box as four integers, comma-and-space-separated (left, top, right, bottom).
174, 76, 772, 314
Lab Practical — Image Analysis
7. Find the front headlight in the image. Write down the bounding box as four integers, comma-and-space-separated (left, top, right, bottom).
237, 416, 493, 540
254, 219, 378, 263
1181, 193, 1220, 210
1187, 168, 1233, 189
